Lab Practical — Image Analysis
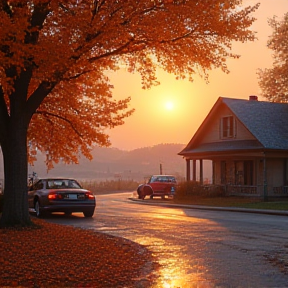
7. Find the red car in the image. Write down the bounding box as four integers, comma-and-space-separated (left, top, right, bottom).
137, 175, 177, 199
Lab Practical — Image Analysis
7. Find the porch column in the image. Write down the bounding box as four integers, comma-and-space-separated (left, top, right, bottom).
200, 159, 203, 185
192, 160, 196, 181
263, 156, 268, 201
186, 159, 191, 181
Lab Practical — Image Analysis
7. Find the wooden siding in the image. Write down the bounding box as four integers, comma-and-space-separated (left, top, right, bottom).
266, 159, 284, 187
200, 105, 256, 144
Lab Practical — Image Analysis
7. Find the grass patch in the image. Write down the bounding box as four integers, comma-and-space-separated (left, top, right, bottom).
173, 196, 288, 211
236, 201, 288, 210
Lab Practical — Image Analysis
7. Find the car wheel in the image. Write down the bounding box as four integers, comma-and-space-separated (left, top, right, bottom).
143, 185, 153, 199
34, 200, 44, 218
83, 210, 94, 217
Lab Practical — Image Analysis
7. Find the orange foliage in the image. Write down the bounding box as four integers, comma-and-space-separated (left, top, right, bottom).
0, 0, 260, 169
0, 218, 158, 287
0, 0, 260, 227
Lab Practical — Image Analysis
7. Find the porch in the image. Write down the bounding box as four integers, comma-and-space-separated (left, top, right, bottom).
182, 183, 288, 198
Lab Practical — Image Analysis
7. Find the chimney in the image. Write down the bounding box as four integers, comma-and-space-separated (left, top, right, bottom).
249, 95, 258, 101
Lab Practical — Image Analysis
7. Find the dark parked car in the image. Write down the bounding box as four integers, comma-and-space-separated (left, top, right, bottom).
137, 175, 177, 200
28, 178, 96, 218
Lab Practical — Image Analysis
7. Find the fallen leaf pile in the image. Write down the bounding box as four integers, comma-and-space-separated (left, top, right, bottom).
0, 218, 158, 287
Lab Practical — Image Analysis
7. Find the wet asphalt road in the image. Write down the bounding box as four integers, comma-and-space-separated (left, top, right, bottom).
46, 192, 288, 288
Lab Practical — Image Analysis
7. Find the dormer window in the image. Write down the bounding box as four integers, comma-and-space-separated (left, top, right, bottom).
221, 116, 235, 139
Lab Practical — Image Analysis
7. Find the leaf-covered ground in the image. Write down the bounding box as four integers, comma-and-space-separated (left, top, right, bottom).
0, 218, 158, 288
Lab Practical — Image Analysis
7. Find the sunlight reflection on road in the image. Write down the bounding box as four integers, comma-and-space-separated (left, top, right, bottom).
52, 195, 228, 287
135, 235, 214, 288
132, 208, 221, 288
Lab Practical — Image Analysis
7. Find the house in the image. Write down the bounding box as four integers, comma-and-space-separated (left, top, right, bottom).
179, 96, 288, 198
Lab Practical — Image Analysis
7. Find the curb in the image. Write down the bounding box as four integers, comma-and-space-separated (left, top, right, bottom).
128, 197, 288, 216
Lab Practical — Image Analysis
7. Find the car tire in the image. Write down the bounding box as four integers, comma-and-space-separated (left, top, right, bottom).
34, 200, 44, 218
143, 185, 153, 199
83, 210, 94, 217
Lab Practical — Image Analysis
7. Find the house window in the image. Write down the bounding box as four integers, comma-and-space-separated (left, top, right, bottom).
221, 116, 235, 138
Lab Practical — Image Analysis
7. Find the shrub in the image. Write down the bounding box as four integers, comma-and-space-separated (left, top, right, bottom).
175, 181, 226, 199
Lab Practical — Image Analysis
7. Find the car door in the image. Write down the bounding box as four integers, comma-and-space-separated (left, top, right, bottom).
27, 180, 43, 208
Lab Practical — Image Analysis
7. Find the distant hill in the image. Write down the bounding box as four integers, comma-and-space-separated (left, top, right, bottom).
25, 143, 187, 181
0, 143, 213, 182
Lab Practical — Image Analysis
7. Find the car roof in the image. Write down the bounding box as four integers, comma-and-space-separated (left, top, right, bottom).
151, 175, 175, 177
38, 178, 78, 181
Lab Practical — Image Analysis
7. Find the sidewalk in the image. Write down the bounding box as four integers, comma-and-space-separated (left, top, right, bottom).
129, 196, 288, 216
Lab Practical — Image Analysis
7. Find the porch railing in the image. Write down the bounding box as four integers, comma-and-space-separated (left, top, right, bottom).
202, 185, 288, 197
180, 182, 288, 198
272, 186, 288, 196
226, 185, 259, 196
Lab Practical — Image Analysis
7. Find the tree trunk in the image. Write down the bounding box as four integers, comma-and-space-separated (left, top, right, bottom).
0, 109, 32, 227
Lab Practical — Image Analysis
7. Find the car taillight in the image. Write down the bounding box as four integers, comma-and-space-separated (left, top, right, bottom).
85, 192, 95, 199
48, 192, 63, 200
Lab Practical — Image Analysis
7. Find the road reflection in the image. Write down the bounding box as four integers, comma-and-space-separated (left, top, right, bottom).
130, 208, 220, 288
45, 193, 288, 287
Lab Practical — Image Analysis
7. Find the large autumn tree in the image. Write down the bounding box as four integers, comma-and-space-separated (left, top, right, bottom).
0, 0, 259, 227
258, 12, 288, 102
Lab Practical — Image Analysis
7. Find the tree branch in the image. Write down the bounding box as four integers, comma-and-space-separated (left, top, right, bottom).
160, 29, 196, 44
88, 38, 135, 63
26, 80, 58, 122
91, 0, 105, 23
63, 69, 93, 81
26, 1, 51, 45
35, 110, 83, 138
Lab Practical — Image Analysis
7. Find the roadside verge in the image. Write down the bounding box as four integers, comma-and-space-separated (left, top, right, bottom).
129, 197, 288, 216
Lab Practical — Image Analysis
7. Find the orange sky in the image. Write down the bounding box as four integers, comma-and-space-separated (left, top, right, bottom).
107, 0, 288, 151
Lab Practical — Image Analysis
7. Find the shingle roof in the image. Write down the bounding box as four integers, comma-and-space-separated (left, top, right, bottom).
187, 140, 263, 153
222, 97, 288, 149
179, 97, 288, 156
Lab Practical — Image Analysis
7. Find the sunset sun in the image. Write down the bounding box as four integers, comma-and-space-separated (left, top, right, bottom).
165, 101, 174, 111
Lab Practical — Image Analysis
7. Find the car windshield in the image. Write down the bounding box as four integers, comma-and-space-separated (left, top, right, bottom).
149, 176, 176, 183
46, 179, 82, 189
